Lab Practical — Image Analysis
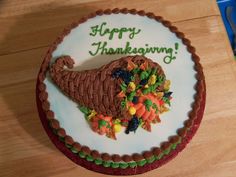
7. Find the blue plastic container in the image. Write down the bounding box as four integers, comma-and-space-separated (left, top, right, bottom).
217, 0, 236, 48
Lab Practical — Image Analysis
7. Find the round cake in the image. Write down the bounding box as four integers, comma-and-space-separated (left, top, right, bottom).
36, 8, 206, 175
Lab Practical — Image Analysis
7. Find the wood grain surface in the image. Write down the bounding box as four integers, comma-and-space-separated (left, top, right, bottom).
0, 1, 236, 177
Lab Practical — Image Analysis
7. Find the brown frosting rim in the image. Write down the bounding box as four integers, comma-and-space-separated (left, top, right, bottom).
37, 8, 205, 169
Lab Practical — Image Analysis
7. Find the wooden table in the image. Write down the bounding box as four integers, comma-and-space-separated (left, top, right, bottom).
1, 1, 236, 177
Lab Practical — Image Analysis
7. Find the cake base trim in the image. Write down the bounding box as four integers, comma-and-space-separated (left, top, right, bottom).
36, 80, 205, 175
36, 8, 206, 175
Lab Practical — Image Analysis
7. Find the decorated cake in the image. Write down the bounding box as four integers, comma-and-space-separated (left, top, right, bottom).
36, 8, 206, 175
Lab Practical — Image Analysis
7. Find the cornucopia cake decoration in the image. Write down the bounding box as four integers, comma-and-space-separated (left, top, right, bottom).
50, 55, 172, 139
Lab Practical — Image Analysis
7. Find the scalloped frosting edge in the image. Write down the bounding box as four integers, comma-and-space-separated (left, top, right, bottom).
53, 125, 182, 169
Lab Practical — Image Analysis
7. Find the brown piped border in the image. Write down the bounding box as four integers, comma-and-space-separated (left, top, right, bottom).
36, 8, 206, 175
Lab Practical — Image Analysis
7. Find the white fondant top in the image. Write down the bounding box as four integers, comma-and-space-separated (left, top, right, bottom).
44, 14, 197, 155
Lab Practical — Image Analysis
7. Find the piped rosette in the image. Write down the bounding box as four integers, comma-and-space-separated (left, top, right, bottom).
50, 55, 172, 140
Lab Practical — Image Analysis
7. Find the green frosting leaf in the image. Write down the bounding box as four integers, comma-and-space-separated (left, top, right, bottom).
152, 103, 159, 114
157, 75, 165, 84
71, 147, 79, 154
127, 91, 136, 101
138, 119, 144, 127
65, 143, 72, 149
121, 98, 127, 109
149, 85, 155, 92
140, 71, 149, 80
150, 82, 160, 92
137, 159, 147, 166
130, 75, 135, 81
164, 147, 171, 155
136, 85, 142, 90
79, 151, 86, 158
111, 162, 119, 168
128, 162, 137, 168
131, 67, 141, 74
147, 156, 155, 163
155, 153, 164, 160
119, 163, 129, 169
94, 159, 103, 165
120, 82, 127, 92
144, 99, 153, 111
78, 106, 91, 115
171, 144, 177, 150
86, 155, 94, 162
151, 68, 157, 75
142, 88, 150, 95
146, 68, 152, 75
162, 97, 171, 106
152, 103, 158, 110
98, 120, 107, 129
103, 161, 111, 167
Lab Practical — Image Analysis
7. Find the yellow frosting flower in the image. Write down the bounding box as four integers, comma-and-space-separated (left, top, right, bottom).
129, 106, 136, 115
128, 82, 136, 91
144, 84, 149, 88
87, 110, 97, 120
148, 75, 157, 85
156, 92, 164, 99
164, 80, 171, 91
113, 124, 122, 133
160, 106, 169, 113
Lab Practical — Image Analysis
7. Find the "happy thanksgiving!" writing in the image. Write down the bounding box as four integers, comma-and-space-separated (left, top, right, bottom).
88, 22, 179, 64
